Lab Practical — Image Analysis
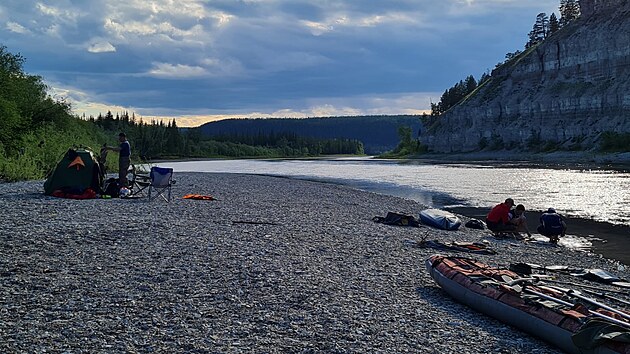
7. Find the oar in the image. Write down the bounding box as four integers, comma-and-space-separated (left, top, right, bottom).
521, 287, 630, 329
542, 285, 630, 321
581, 288, 630, 307
500, 276, 630, 328
543, 279, 629, 295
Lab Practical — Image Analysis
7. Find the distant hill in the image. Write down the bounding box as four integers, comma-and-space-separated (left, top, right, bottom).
197, 115, 421, 154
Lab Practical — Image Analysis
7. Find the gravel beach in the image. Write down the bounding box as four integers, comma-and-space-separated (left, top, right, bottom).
1, 172, 628, 353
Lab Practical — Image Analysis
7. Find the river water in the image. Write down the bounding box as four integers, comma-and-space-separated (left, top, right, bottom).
159, 157, 630, 264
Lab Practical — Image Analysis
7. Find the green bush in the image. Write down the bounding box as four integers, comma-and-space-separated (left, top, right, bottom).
0, 121, 111, 181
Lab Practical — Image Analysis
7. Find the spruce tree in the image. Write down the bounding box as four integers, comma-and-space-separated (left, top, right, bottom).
559, 0, 580, 27
549, 13, 560, 34
526, 13, 549, 48
465, 75, 477, 94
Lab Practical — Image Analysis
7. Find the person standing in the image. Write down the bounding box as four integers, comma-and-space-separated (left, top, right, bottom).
486, 198, 517, 234
106, 133, 131, 187
537, 208, 567, 244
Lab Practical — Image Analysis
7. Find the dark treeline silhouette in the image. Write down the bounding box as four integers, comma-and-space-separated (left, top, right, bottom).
89, 111, 183, 159
430, 75, 478, 116
212, 132, 364, 156
527, 0, 579, 48
88, 111, 364, 159
197, 115, 421, 155
0, 45, 75, 155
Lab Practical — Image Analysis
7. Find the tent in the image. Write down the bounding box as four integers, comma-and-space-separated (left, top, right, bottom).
44, 147, 104, 197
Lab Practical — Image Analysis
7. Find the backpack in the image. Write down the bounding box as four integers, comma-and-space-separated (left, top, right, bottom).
103, 178, 120, 197
465, 218, 486, 230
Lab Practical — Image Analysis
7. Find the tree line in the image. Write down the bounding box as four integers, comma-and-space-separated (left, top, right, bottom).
196, 115, 420, 155
526, 0, 580, 48
89, 112, 364, 159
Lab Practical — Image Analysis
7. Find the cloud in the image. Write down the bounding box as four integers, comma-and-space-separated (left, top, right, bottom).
6, 21, 30, 34
87, 41, 116, 53
147, 62, 207, 79
36, 2, 80, 25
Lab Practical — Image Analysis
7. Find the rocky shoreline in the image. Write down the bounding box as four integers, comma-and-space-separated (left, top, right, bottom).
1, 172, 628, 353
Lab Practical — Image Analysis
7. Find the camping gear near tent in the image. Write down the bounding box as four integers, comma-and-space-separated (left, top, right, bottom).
426, 255, 630, 354
44, 147, 104, 197
419, 209, 461, 230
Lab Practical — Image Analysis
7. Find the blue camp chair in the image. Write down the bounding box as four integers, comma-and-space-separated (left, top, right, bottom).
148, 166, 174, 202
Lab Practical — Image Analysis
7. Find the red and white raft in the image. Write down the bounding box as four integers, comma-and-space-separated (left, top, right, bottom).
426, 255, 630, 354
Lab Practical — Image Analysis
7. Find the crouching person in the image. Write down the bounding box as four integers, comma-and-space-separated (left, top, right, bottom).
537, 208, 567, 244
486, 198, 517, 235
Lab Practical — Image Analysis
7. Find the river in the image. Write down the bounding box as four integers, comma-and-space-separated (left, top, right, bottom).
158, 157, 630, 264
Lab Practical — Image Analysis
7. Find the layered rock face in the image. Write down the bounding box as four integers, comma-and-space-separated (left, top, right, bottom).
421, 0, 630, 152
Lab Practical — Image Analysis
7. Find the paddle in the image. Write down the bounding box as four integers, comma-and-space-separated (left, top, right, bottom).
518, 286, 630, 329
544, 279, 629, 295
541, 285, 630, 321
501, 275, 630, 328
581, 288, 630, 307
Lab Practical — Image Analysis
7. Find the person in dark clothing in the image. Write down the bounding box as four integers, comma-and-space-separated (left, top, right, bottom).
537, 208, 567, 244
486, 198, 517, 233
105, 133, 131, 187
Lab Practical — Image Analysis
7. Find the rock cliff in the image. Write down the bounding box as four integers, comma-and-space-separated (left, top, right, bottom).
421, 0, 630, 153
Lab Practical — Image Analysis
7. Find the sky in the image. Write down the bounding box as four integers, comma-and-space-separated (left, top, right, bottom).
1, 0, 559, 127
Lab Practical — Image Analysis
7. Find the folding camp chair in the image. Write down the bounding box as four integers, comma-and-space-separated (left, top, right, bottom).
148, 166, 174, 202
128, 164, 151, 197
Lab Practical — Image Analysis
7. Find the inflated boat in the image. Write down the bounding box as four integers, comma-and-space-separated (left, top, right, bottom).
419, 209, 461, 230
426, 255, 630, 354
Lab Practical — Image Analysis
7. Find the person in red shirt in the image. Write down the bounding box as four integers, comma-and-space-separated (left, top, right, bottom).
486, 198, 517, 233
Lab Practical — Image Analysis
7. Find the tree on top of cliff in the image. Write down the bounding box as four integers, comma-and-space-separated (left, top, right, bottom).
526, 13, 550, 48
430, 75, 478, 116
559, 0, 581, 27
549, 13, 560, 34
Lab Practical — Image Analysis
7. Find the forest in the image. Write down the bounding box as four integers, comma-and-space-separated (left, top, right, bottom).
197, 115, 421, 155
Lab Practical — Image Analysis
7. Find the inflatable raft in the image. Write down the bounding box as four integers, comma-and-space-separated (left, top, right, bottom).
426, 255, 630, 354
419, 209, 461, 230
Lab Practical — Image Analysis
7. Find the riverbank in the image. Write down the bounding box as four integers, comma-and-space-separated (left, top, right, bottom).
1, 173, 627, 352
